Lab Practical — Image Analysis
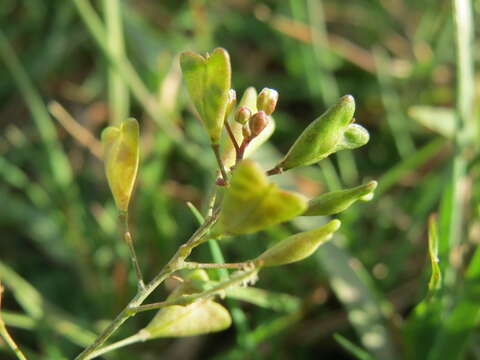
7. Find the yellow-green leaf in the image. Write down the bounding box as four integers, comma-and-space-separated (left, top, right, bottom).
180, 48, 231, 144
303, 181, 377, 216
211, 160, 307, 236
254, 219, 341, 266
143, 270, 231, 338
101, 118, 139, 212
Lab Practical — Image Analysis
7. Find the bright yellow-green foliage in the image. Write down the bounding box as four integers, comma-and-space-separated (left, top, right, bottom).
212, 160, 307, 236
101, 118, 139, 212
180, 48, 231, 144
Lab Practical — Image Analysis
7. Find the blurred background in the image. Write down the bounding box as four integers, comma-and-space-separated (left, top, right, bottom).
0, 0, 478, 359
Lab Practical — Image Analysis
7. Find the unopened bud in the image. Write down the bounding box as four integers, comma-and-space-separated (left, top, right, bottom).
226, 89, 237, 118
257, 88, 279, 115
235, 106, 252, 125
249, 111, 268, 138
242, 124, 251, 139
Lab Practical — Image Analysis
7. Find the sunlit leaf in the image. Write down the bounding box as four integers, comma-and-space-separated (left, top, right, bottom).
211, 160, 307, 236
101, 118, 139, 212
180, 48, 231, 144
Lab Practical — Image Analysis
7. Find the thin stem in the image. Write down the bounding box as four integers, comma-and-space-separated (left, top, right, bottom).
212, 144, 229, 185
129, 268, 259, 315
85, 331, 149, 360
0, 283, 28, 360
119, 212, 145, 291
183, 261, 251, 270
74, 215, 218, 360
225, 121, 240, 155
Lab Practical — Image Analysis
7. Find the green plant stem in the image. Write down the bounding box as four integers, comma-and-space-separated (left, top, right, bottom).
74, 215, 218, 360
225, 121, 241, 156
128, 268, 259, 315
0, 321, 27, 360
119, 211, 145, 291
0, 283, 28, 360
85, 331, 149, 360
212, 144, 229, 185
183, 261, 251, 270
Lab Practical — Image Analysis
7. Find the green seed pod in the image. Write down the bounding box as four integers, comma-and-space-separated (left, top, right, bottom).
143, 270, 231, 338
249, 111, 268, 138
303, 181, 378, 216
274, 95, 358, 171
101, 118, 140, 212
235, 106, 252, 125
254, 220, 341, 267
335, 123, 370, 152
257, 87, 279, 115
180, 48, 231, 144
211, 160, 307, 237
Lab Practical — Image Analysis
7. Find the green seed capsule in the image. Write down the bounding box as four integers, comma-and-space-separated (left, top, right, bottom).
303, 181, 377, 216
335, 123, 370, 152
275, 95, 359, 171
254, 220, 341, 267
180, 48, 231, 144
101, 118, 140, 212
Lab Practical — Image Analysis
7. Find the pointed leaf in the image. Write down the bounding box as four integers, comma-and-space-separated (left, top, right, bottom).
212, 160, 307, 236
180, 48, 231, 144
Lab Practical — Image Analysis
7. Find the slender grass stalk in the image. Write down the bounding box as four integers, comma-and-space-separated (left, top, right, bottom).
428, 0, 475, 358
103, 0, 129, 125
0, 29, 72, 189
0, 283, 28, 360
373, 47, 415, 158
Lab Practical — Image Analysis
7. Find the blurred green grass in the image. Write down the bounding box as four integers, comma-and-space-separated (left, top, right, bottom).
0, 0, 479, 359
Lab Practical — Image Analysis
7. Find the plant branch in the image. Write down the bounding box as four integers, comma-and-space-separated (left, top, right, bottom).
183, 261, 252, 270
84, 331, 149, 360
74, 214, 219, 360
128, 268, 259, 315
212, 144, 229, 185
225, 121, 241, 156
